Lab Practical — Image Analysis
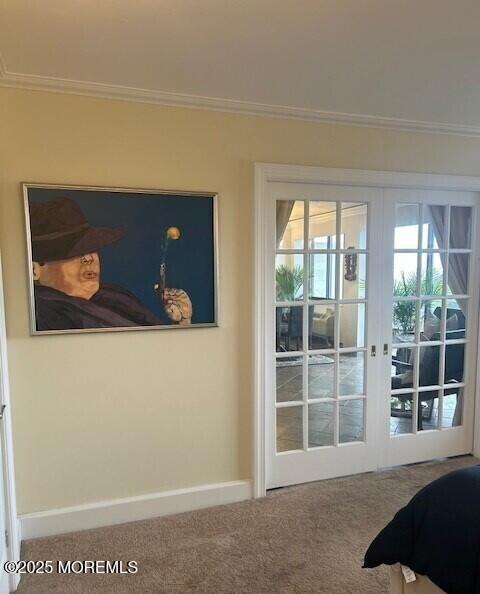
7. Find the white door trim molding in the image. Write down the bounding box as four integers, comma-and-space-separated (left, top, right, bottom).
255, 164, 480, 193
0, 254, 21, 592
20, 479, 252, 540
253, 168, 268, 498
253, 163, 480, 498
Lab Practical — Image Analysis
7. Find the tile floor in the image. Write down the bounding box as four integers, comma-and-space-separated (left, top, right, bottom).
276, 353, 457, 452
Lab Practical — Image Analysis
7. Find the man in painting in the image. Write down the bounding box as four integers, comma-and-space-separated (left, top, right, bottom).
29, 197, 192, 331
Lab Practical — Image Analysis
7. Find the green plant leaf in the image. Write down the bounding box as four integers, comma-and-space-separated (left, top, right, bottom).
276, 265, 303, 301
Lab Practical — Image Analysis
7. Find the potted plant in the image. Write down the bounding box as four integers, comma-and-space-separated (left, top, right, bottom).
275, 265, 303, 301
393, 269, 443, 335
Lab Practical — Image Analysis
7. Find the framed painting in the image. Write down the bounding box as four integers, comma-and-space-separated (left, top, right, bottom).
23, 183, 218, 335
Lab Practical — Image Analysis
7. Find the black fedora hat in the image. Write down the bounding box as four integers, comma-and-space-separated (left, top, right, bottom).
29, 197, 125, 262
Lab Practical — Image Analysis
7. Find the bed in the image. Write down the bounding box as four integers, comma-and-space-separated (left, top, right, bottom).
363, 464, 480, 594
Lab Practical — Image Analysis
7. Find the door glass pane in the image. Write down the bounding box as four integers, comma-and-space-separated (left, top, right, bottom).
341, 203, 367, 250
276, 357, 303, 402
419, 299, 443, 342
339, 352, 365, 396
449, 207, 472, 249
341, 253, 366, 299
392, 300, 417, 343
276, 255, 303, 301
339, 304, 365, 348
309, 254, 335, 299
395, 204, 419, 249
421, 253, 444, 296
418, 391, 439, 431
388, 199, 472, 445
309, 305, 335, 350
277, 200, 304, 250
276, 306, 303, 352
339, 399, 365, 443
444, 343, 465, 384
308, 202, 337, 249
422, 205, 446, 249
419, 346, 441, 386
394, 253, 418, 295
390, 394, 414, 434
391, 347, 416, 390
277, 406, 303, 452
446, 298, 467, 339
308, 355, 335, 399
308, 402, 335, 447
447, 254, 469, 295
442, 388, 463, 428
274, 195, 375, 457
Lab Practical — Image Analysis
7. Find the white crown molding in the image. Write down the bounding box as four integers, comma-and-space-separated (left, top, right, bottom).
1, 58, 480, 137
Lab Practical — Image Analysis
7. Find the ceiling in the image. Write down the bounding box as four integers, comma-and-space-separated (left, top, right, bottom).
290, 201, 338, 220
1, 0, 480, 134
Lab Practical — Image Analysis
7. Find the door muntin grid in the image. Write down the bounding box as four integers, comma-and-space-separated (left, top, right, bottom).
275, 200, 368, 453
390, 204, 472, 435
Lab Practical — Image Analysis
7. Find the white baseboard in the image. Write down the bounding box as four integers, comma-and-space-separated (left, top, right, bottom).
19, 479, 252, 540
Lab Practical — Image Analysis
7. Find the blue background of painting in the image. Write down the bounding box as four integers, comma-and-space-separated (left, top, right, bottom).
28, 188, 216, 324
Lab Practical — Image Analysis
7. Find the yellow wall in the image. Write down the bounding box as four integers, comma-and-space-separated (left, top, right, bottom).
2, 87, 480, 514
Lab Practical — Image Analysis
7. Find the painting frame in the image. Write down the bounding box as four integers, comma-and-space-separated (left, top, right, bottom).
23, 182, 219, 336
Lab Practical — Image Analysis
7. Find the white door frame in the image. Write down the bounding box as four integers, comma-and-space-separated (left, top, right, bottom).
253, 162, 480, 498
0, 254, 21, 592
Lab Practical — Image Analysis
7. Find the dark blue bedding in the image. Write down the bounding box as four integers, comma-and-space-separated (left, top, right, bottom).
363, 464, 480, 594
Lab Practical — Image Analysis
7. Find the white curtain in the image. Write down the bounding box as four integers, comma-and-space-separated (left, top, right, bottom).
447, 207, 470, 299
427, 206, 469, 311
427, 205, 470, 427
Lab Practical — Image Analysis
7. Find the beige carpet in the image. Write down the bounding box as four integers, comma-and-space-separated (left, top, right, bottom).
18, 456, 477, 594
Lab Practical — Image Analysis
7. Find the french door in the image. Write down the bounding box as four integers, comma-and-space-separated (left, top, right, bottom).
258, 166, 480, 491
379, 190, 479, 468
266, 182, 384, 488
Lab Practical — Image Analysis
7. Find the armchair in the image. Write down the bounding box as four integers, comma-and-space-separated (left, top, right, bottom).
391, 322, 465, 430
276, 306, 314, 352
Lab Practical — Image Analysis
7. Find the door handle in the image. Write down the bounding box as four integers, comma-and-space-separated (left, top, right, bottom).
0, 405, 6, 419
370, 345, 376, 357
383, 343, 389, 355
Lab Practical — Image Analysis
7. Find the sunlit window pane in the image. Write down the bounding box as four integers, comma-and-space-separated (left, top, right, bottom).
395, 204, 419, 249
309, 254, 336, 299
309, 202, 337, 249
277, 200, 304, 249
394, 254, 418, 296
341, 203, 367, 250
